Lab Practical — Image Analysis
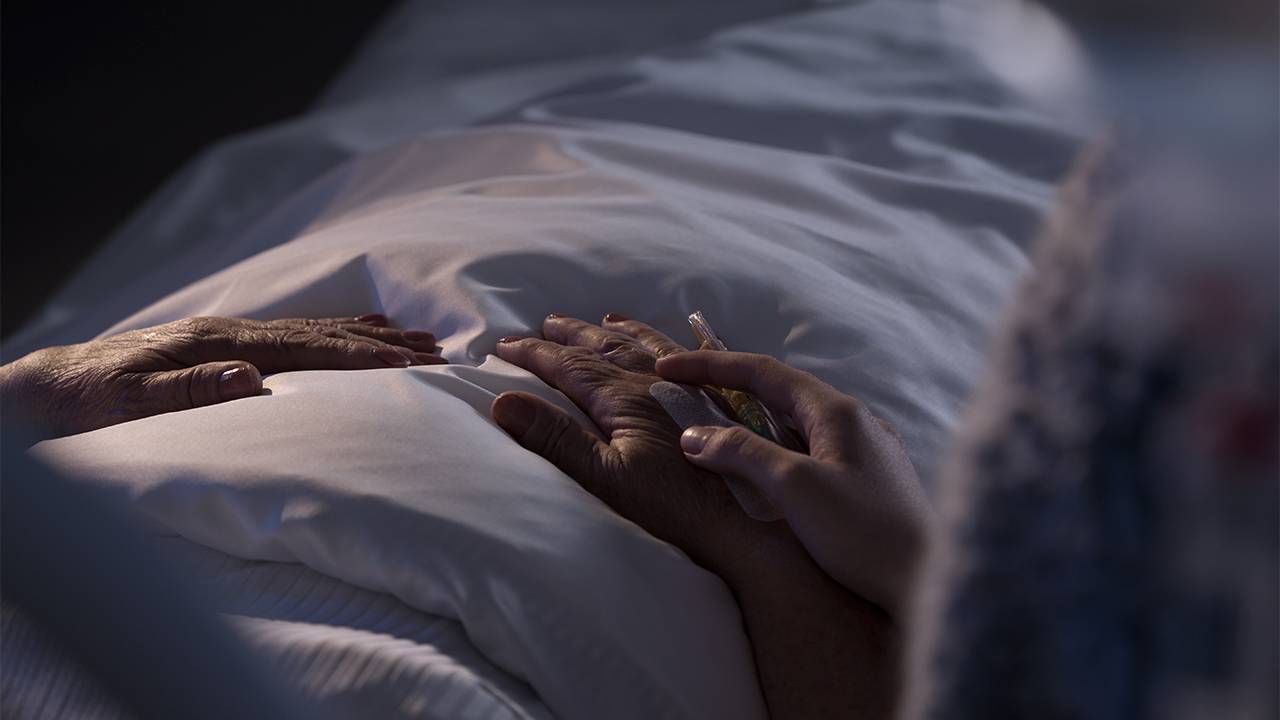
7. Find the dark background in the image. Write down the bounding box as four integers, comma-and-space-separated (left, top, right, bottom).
2, 1, 397, 338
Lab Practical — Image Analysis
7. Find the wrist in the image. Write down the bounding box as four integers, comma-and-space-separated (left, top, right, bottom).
714, 516, 903, 719
713, 517, 818, 597
1, 348, 65, 442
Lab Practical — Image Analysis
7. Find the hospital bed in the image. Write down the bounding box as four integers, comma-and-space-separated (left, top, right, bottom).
4, 1, 1088, 717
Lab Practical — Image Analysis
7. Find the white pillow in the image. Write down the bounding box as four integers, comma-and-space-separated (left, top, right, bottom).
36, 358, 763, 720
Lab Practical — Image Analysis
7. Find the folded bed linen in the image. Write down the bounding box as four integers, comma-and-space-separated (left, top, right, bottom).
3, 538, 552, 720
23, 2, 1090, 718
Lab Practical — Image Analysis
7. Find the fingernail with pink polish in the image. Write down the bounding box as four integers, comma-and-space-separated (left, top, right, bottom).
218, 366, 258, 399
497, 336, 522, 344
493, 393, 535, 437
414, 353, 448, 365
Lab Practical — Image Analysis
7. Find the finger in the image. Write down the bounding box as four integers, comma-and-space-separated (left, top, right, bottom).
342, 324, 436, 350
274, 315, 386, 325
166, 317, 440, 370
876, 417, 901, 442
685, 422, 928, 615
494, 336, 629, 425
679, 425, 812, 510
267, 330, 423, 369
656, 350, 864, 454
309, 323, 438, 352
142, 361, 264, 411
228, 326, 427, 370
542, 315, 638, 355
354, 313, 388, 326
265, 318, 437, 353
542, 315, 655, 373
268, 314, 388, 328
491, 392, 615, 497
269, 324, 441, 365
312, 326, 445, 363
601, 314, 687, 357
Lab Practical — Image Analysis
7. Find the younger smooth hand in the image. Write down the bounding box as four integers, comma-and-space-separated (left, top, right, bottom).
657, 349, 933, 620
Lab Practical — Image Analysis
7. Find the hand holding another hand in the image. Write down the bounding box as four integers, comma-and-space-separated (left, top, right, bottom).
490, 313, 930, 719
488, 313, 754, 575
657, 350, 933, 620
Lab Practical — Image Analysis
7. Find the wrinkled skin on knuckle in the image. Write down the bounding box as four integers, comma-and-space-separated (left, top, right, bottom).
267, 317, 322, 328
611, 447, 734, 553
267, 327, 322, 355
135, 316, 234, 364
605, 346, 656, 374
130, 370, 190, 417
601, 381, 681, 440
280, 327, 316, 346
524, 344, 752, 568
597, 336, 635, 355
170, 315, 223, 340
602, 401, 745, 561
559, 349, 619, 389
558, 345, 600, 365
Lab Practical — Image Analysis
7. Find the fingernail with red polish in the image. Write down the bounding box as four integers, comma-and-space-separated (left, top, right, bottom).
402, 330, 435, 343
493, 393, 535, 438
546, 313, 563, 319
375, 347, 412, 367
218, 366, 258, 399
414, 353, 448, 365
497, 336, 522, 344
603, 313, 628, 323
681, 427, 716, 455
356, 313, 387, 325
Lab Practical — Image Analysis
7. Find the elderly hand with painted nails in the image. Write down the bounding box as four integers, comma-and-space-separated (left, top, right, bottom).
490, 313, 914, 720
0, 314, 445, 442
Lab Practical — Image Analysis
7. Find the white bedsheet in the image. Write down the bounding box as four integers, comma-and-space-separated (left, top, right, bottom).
22, 2, 1090, 717
3, 537, 553, 720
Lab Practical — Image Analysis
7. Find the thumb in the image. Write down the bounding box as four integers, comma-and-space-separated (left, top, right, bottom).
491, 392, 612, 493
150, 361, 263, 411
680, 425, 810, 518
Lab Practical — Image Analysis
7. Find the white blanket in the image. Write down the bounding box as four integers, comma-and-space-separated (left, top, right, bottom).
26, 2, 1088, 717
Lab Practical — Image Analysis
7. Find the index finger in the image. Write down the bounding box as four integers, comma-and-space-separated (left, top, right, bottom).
173, 318, 435, 370
601, 315, 688, 358
655, 350, 864, 455
494, 337, 631, 430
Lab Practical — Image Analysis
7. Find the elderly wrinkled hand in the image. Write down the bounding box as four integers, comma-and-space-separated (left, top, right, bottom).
489, 313, 760, 576
0, 314, 445, 441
